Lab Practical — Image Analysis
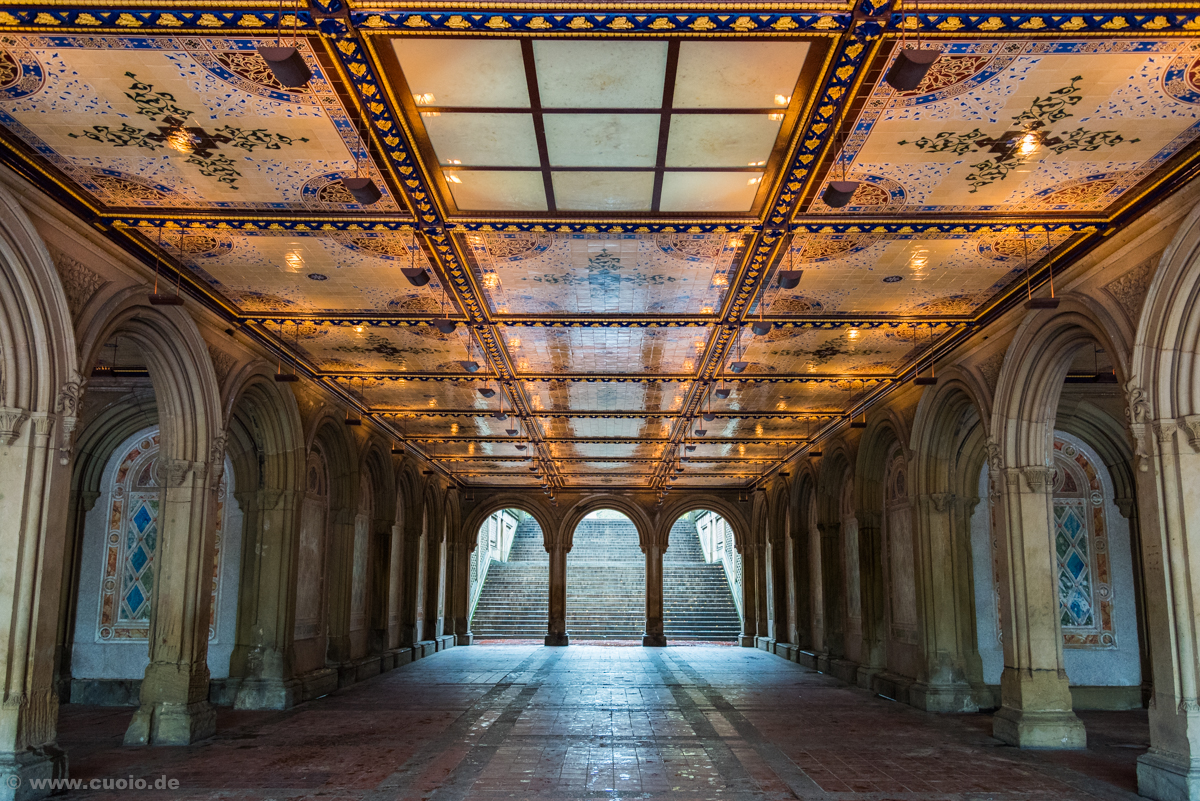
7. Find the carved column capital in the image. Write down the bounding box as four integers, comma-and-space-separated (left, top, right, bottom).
0, 406, 28, 444
1021, 466, 1054, 493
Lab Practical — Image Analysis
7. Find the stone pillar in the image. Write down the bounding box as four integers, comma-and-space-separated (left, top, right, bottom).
910, 493, 982, 712
324, 508, 355, 685
399, 525, 421, 647
755, 541, 770, 647
856, 516, 886, 683
368, 516, 393, 657
125, 454, 222, 746
642, 537, 667, 647
386, 522, 403, 650
1134, 417, 1200, 800
0, 411, 70, 794
230, 488, 301, 710
769, 535, 789, 644
819, 522, 844, 657
738, 544, 757, 647
449, 537, 473, 646
990, 464, 1086, 749
545, 540, 569, 646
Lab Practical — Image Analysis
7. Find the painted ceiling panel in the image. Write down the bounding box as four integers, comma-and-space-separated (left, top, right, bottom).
735, 325, 950, 375
659, 171, 763, 211
524, 380, 690, 413
465, 232, 739, 315
551, 171, 654, 212
293, 325, 471, 373
363, 379, 496, 412
665, 114, 783, 168
684, 442, 795, 460
512, 325, 709, 374
163, 230, 437, 314
706, 380, 863, 414
447, 170, 548, 211
0, 35, 396, 212
423, 113, 541, 167
390, 415, 514, 439
762, 232, 1066, 316
819, 38, 1200, 216
548, 442, 667, 459
537, 416, 670, 439
544, 114, 660, 167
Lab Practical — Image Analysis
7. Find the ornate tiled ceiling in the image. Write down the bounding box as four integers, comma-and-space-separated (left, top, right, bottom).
6, 3, 1200, 492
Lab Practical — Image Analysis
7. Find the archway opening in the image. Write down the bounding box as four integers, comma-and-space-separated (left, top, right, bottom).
567, 509, 644, 641
469, 509, 547, 640
665, 511, 741, 642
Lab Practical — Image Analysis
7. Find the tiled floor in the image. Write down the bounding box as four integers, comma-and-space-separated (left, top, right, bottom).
57, 645, 1147, 800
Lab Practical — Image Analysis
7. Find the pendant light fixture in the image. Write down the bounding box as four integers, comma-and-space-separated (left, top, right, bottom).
885, 0, 940, 93
344, 377, 363, 426
432, 280, 456, 334
258, 0, 312, 89
849, 380, 868, 428
493, 383, 507, 421
822, 125, 859, 208
341, 103, 381, 205
402, 228, 431, 287
274, 320, 299, 382
777, 226, 803, 289
729, 326, 748, 373
458, 327, 480, 372
148, 227, 185, 306
808, 415, 823, 458
914, 325, 938, 385
1024, 227, 1060, 309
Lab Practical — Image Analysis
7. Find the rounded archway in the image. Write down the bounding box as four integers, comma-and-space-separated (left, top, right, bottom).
566, 509, 644, 641
663, 509, 742, 642
468, 507, 546, 641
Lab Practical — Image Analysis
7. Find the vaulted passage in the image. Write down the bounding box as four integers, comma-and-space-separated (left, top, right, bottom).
58, 645, 1146, 800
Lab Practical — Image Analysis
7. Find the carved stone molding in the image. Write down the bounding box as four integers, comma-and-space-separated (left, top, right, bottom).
0, 406, 28, 444
1153, 420, 1178, 444
55, 370, 86, 465
978, 351, 1005, 394
1104, 255, 1157, 324
31, 413, 53, 437
209, 431, 228, 483
49, 247, 107, 322
207, 345, 237, 387
1125, 379, 1150, 426
1179, 415, 1200, 453
1022, 466, 1054, 493
154, 458, 202, 488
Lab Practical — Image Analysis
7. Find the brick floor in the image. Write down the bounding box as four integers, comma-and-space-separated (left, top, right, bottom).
55, 645, 1146, 800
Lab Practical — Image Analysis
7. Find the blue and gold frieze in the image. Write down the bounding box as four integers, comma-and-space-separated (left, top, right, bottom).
352, 10, 851, 35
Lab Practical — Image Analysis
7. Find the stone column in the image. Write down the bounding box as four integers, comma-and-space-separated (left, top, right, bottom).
0, 411, 69, 793
642, 536, 667, 647
990, 463, 1086, 749
324, 508, 355, 685
1134, 417, 1200, 800
738, 544, 757, 647
399, 525, 421, 647
755, 541, 770, 647
386, 522, 403, 650
125, 454, 222, 746
856, 515, 886, 684
545, 539, 569, 646
819, 522, 845, 658
230, 488, 301, 710
449, 537, 473, 646
769, 535, 789, 644
910, 492, 982, 712
368, 516, 393, 657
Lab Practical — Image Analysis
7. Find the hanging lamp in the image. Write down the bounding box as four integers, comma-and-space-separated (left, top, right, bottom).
258, 0, 312, 88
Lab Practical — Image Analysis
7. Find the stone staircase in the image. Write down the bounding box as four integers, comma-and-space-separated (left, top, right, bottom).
470, 517, 741, 640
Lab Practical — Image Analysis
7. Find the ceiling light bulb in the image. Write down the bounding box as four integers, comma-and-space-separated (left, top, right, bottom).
1018, 132, 1039, 155
413, 93, 435, 105
165, 125, 196, 155
354, 325, 363, 333
445, 173, 462, 184
774, 94, 791, 106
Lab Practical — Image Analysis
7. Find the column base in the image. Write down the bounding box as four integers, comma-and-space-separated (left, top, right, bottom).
1138, 749, 1200, 801
456, 633, 474, 646
909, 681, 981, 713
124, 700, 216, 746
738, 635, 756, 647
642, 633, 667, 647
233, 676, 299, 711
544, 633, 569, 646
0, 746, 67, 801
992, 706, 1086, 749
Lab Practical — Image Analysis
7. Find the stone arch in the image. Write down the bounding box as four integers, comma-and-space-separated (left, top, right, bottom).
816, 441, 854, 661
791, 464, 820, 652
218, 364, 306, 710
0, 179, 81, 777
1122, 201, 1200, 793
557, 495, 653, 551
654, 495, 750, 553
461, 494, 557, 553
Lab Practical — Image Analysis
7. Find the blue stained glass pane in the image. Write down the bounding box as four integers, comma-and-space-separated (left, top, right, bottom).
1061, 509, 1083, 539
129, 546, 147, 573
1055, 532, 1070, 558
125, 585, 145, 615
133, 504, 152, 533
1066, 551, 1087, 580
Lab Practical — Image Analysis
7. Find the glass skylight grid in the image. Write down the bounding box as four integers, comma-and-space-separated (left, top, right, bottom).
390, 38, 812, 214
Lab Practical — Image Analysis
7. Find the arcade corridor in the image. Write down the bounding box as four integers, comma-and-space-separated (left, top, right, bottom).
58, 645, 1144, 800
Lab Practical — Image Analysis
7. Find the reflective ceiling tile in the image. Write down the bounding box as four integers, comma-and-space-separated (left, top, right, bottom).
666, 114, 783, 167
659, 172, 761, 212
391, 39, 530, 108
552, 172, 654, 211
543, 114, 660, 167
533, 40, 668, 108
674, 41, 811, 109
423, 113, 540, 166
448, 171, 548, 211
